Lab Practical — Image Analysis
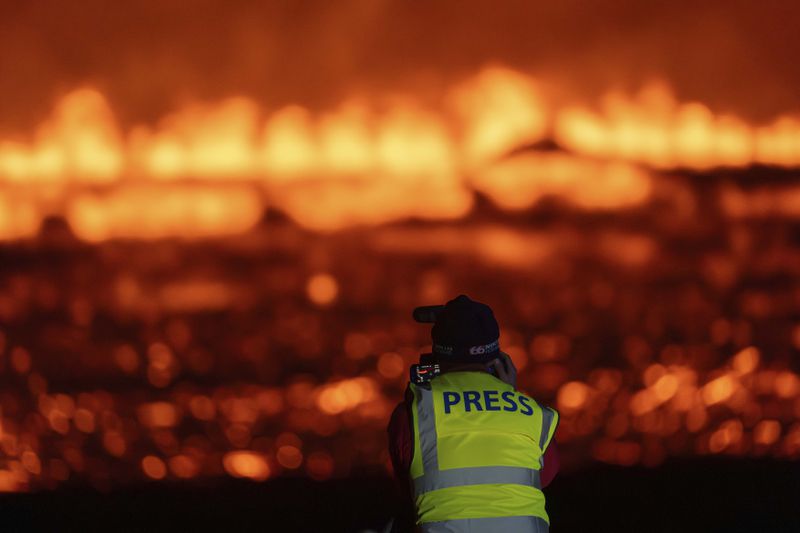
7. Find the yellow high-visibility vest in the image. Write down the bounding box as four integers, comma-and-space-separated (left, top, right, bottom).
408, 371, 559, 532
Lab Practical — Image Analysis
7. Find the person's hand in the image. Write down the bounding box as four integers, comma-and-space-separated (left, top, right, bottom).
488, 351, 517, 388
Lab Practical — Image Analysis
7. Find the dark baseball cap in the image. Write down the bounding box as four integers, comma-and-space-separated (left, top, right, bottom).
430, 294, 500, 363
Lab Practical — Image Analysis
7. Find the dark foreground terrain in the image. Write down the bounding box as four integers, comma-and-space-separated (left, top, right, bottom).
1, 457, 798, 532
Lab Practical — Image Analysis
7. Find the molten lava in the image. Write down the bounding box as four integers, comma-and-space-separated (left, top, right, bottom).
3, 66, 800, 241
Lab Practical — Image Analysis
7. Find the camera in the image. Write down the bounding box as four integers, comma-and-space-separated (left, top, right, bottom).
409, 305, 444, 383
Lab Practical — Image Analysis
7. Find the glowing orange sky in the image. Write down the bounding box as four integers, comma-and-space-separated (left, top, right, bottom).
2, 0, 800, 132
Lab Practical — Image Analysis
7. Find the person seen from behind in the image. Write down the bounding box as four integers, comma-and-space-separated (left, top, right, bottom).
387, 294, 560, 532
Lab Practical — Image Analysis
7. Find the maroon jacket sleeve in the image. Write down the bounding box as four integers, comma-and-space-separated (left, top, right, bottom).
388, 391, 417, 533
388, 399, 413, 477
540, 440, 560, 487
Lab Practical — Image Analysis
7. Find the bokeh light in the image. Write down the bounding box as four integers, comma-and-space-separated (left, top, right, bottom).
0, 52, 800, 496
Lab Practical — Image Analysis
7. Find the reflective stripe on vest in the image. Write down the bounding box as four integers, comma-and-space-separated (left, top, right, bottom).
414, 466, 541, 496
409, 371, 559, 531
538, 406, 557, 469
417, 380, 439, 473
421, 516, 550, 533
